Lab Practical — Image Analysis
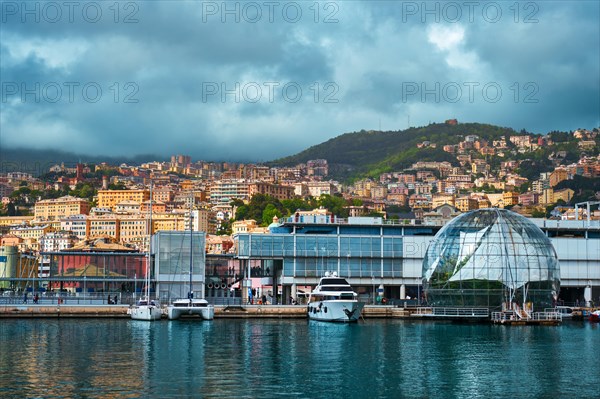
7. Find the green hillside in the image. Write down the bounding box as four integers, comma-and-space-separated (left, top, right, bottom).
271, 122, 519, 181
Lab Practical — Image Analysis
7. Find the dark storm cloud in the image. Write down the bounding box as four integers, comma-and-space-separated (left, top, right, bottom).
1, 0, 598, 161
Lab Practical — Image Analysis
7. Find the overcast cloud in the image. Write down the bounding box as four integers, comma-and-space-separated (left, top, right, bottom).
1, 0, 598, 161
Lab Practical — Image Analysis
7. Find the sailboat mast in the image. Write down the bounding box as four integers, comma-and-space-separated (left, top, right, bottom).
189, 195, 193, 299
147, 180, 153, 300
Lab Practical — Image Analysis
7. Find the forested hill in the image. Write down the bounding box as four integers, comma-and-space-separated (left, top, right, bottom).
270, 122, 519, 181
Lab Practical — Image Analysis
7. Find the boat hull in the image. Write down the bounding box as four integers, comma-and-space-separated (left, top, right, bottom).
307, 300, 364, 322
167, 299, 214, 320
129, 305, 162, 321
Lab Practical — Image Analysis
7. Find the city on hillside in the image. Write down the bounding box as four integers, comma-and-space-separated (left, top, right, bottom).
0, 121, 599, 261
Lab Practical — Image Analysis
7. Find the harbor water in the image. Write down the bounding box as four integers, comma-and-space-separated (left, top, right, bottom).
0, 319, 598, 398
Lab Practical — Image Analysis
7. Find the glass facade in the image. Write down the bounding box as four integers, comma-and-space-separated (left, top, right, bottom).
154, 231, 205, 277
237, 234, 404, 278
154, 231, 206, 301
422, 209, 560, 310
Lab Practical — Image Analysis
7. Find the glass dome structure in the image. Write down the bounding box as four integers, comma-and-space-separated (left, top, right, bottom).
422, 209, 559, 310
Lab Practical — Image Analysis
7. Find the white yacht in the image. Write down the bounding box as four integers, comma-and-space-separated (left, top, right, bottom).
167, 297, 215, 320
130, 182, 162, 321
129, 298, 162, 321
307, 272, 364, 322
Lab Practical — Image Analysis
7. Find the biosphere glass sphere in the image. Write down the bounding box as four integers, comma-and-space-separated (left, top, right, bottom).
422, 209, 559, 309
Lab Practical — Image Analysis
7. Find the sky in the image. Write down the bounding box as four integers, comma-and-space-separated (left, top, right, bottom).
1, 0, 599, 162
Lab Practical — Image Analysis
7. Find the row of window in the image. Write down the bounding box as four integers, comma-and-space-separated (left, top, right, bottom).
238, 235, 404, 258
282, 258, 403, 278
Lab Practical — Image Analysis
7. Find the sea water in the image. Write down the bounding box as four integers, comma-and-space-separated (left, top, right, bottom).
0, 319, 598, 398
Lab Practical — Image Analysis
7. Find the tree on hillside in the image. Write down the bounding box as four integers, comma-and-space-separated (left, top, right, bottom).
317, 194, 348, 217
262, 203, 282, 225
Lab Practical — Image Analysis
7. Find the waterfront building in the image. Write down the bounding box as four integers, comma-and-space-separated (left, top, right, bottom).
153, 231, 206, 301
422, 209, 559, 309
46, 237, 146, 294
234, 213, 600, 305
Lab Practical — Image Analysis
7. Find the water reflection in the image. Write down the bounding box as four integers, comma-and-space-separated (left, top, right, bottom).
0, 320, 598, 398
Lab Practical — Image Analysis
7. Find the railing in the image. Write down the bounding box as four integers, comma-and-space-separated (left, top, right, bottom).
491, 312, 511, 321
415, 307, 488, 317
531, 311, 562, 321
282, 216, 418, 226
416, 307, 433, 315
0, 292, 128, 306
491, 311, 562, 322
431, 307, 489, 317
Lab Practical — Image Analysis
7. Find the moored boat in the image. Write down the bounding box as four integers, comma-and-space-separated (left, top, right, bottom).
130, 181, 162, 321
167, 199, 214, 321
589, 310, 600, 322
129, 298, 162, 321
307, 272, 364, 323
167, 297, 215, 320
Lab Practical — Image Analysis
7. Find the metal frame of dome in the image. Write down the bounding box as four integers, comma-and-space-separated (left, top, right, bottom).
422, 208, 560, 310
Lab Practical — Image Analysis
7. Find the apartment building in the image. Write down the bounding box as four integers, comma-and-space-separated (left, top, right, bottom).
34, 195, 90, 221
455, 196, 478, 212
248, 182, 296, 201
210, 180, 250, 204
549, 168, 569, 187
9, 224, 53, 242
39, 231, 79, 252
432, 194, 455, 208
503, 191, 520, 207
307, 181, 336, 197
60, 215, 88, 239
97, 189, 150, 211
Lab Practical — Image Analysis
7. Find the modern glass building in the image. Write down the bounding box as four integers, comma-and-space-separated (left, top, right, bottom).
422, 209, 560, 310
154, 231, 206, 301
236, 215, 436, 303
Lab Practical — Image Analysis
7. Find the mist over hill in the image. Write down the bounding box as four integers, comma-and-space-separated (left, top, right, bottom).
0, 147, 162, 176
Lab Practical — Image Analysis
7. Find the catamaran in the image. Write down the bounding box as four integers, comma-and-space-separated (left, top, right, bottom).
167, 202, 214, 320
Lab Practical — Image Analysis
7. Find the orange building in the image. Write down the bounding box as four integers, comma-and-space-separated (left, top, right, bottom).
97, 189, 150, 211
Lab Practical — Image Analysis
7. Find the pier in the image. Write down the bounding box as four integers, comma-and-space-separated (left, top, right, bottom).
4, 304, 597, 322
0, 304, 413, 319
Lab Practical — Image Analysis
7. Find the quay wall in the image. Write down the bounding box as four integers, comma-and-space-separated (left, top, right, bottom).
0, 305, 411, 319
